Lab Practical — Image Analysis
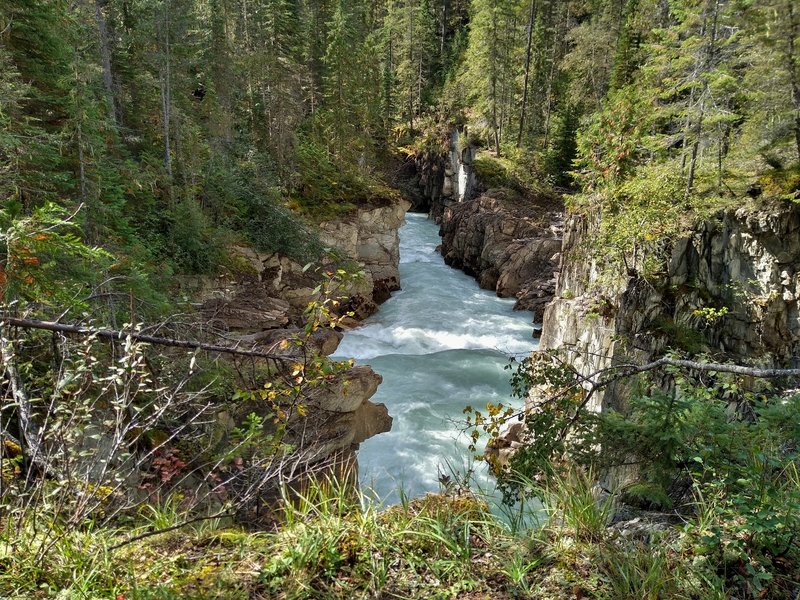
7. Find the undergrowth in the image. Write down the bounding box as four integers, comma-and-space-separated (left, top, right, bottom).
4, 468, 796, 599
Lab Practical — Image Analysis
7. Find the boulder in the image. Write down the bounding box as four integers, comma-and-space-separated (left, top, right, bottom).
201, 288, 290, 332
311, 365, 383, 413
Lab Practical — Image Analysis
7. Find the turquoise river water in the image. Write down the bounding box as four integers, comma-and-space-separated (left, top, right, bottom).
334, 212, 538, 504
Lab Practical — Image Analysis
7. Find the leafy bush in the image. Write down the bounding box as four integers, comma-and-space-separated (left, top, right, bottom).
202, 160, 324, 263
165, 199, 226, 274
293, 138, 370, 208
473, 150, 549, 198
573, 85, 654, 192
485, 351, 800, 596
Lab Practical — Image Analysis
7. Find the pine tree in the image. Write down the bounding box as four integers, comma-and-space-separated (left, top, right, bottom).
460, 0, 522, 155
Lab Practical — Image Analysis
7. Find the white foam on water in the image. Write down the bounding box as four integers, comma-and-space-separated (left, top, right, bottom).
335, 213, 539, 503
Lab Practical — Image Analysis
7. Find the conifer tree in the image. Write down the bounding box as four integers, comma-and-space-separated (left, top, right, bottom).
460, 0, 521, 155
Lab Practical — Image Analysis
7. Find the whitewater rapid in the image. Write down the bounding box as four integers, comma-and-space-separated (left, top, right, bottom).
334, 212, 537, 503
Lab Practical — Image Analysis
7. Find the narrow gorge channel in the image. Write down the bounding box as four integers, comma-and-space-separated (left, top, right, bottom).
335, 212, 537, 503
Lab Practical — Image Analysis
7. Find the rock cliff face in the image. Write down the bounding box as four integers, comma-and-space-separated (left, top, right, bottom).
409, 130, 564, 323
196, 198, 409, 472
539, 200, 800, 415
414, 129, 477, 222
319, 199, 411, 308
200, 199, 410, 334
439, 191, 563, 322
494, 200, 800, 473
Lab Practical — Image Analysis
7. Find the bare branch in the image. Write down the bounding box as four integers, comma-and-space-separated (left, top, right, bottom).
107, 511, 235, 551
595, 356, 800, 381
1, 317, 295, 362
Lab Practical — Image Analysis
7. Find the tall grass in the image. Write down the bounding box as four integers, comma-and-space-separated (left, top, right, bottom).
2, 467, 773, 599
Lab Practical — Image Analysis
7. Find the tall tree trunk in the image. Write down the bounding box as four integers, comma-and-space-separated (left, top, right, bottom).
542, 3, 566, 151
158, 0, 173, 192
242, 0, 258, 130
440, 0, 447, 58
94, 0, 118, 126
787, 0, 800, 162
490, 5, 500, 156
541, 29, 558, 151
408, 0, 414, 133
684, 0, 718, 193
417, 57, 423, 114
685, 95, 705, 195
517, 0, 537, 147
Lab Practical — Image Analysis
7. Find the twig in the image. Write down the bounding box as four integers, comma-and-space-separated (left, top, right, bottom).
108, 511, 235, 551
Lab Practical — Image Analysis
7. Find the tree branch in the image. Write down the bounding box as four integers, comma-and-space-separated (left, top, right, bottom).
0, 323, 46, 470
509, 355, 800, 429
1, 317, 295, 362
107, 511, 235, 551
600, 356, 800, 380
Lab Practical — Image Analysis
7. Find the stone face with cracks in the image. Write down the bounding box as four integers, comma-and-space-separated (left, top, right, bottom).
320, 199, 411, 295
438, 191, 564, 322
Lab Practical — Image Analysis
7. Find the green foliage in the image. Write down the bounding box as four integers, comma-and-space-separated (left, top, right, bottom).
540, 468, 615, 543
201, 160, 324, 262
0, 202, 112, 309
543, 103, 580, 187
620, 483, 674, 511
760, 164, 800, 200
473, 149, 549, 197
573, 85, 654, 192
293, 138, 366, 210
162, 199, 226, 275
652, 316, 709, 354
458, 0, 521, 153
481, 348, 800, 596
602, 543, 679, 600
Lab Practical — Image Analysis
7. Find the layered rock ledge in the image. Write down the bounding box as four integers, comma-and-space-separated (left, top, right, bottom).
193, 198, 409, 472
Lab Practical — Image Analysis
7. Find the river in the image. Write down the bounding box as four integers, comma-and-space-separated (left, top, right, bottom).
335, 212, 538, 504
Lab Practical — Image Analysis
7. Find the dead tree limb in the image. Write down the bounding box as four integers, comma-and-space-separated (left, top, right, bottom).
509, 354, 800, 427
0, 322, 45, 468
0, 317, 295, 362
592, 357, 800, 381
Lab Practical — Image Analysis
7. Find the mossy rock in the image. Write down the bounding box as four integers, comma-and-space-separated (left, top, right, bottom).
473, 155, 512, 190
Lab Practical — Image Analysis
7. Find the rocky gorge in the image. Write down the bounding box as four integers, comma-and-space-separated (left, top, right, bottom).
190, 131, 800, 497
194, 197, 410, 476
410, 130, 566, 325
407, 133, 800, 492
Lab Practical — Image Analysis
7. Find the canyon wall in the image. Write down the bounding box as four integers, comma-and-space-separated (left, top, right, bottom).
416, 129, 477, 221
539, 200, 800, 416
439, 191, 563, 322
196, 198, 410, 472
416, 131, 564, 324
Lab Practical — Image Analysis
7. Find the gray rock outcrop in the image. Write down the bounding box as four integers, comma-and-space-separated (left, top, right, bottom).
492, 199, 800, 478
319, 198, 411, 309
540, 200, 800, 416
439, 191, 564, 322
